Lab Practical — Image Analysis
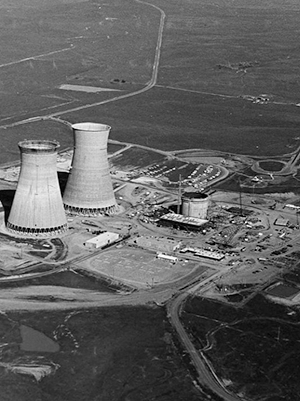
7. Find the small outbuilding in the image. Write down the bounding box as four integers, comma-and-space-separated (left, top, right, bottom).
156, 252, 178, 264
274, 217, 289, 227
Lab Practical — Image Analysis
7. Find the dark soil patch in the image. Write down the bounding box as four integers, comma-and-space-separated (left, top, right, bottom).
3, 307, 202, 401
258, 160, 285, 172
182, 294, 300, 400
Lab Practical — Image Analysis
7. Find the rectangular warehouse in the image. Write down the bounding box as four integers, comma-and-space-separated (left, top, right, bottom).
84, 232, 119, 249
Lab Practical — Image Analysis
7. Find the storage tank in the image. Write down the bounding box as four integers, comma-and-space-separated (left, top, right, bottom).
182, 192, 209, 219
7, 140, 68, 237
63, 122, 117, 216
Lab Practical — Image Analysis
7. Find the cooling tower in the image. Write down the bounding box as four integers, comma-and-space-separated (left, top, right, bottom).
63, 122, 117, 216
7, 140, 68, 237
182, 192, 210, 219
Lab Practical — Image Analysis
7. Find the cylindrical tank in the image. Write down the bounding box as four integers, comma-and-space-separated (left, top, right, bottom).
7, 140, 68, 237
63, 122, 117, 216
182, 192, 209, 219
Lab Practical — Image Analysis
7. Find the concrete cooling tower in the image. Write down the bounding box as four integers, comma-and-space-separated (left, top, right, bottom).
7, 140, 68, 237
182, 192, 210, 219
63, 122, 117, 216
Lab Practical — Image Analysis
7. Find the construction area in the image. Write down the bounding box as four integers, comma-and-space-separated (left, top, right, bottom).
0, 129, 299, 307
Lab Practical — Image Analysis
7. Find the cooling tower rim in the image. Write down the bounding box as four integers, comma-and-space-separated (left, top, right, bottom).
18, 140, 60, 153
72, 122, 111, 132
183, 192, 209, 200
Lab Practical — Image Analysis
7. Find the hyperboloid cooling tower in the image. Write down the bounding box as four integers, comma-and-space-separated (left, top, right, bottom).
182, 192, 210, 219
7, 140, 68, 237
63, 122, 117, 216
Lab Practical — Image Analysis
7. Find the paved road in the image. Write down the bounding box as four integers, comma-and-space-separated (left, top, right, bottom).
167, 280, 245, 401
0, 0, 166, 130
0, 252, 246, 401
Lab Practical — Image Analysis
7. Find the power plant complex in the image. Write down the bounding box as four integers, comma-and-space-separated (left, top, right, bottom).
63, 122, 117, 216
5, 122, 211, 240
7, 140, 68, 237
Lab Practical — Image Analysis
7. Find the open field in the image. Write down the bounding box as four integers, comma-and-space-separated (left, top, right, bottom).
0, 0, 300, 160
182, 294, 300, 400
82, 246, 201, 288
66, 87, 300, 156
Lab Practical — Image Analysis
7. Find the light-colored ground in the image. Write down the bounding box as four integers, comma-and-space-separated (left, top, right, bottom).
179, 156, 224, 164
75, 246, 200, 288
0, 284, 176, 311
59, 84, 122, 93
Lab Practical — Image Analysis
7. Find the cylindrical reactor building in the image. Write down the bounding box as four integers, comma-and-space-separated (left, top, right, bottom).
7, 140, 68, 237
182, 192, 210, 219
63, 122, 117, 216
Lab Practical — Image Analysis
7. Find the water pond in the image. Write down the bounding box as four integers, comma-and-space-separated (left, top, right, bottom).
20, 325, 59, 353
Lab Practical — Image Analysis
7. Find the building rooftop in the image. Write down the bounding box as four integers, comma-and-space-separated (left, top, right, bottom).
274, 217, 289, 227
160, 213, 208, 227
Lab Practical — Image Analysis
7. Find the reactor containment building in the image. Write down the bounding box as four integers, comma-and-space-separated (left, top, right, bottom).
182, 192, 210, 219
63, 122, 117, 216
7, 140, 68, 238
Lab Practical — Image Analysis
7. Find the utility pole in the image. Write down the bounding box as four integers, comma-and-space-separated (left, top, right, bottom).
177, 174, 182, 214
276, 326, 281, 342
238, 177, 243, 216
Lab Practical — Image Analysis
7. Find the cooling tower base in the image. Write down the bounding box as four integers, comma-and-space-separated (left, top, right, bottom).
64, 204, 117, 216
6, 222, 68, 238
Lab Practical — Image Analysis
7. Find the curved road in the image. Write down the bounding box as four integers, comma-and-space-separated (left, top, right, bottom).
0, 0, 166, 129
0, 4, 242, 399
168, 286, 245, 401
0, 252, 246, 401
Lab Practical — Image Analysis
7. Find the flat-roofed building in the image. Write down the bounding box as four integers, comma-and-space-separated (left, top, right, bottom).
156, 252, 178, 263
129, 235, 181, 253
180, 246, 224, 261
274, 217, 289, 227
159, 213, 208, 231
84, 232, 119, 249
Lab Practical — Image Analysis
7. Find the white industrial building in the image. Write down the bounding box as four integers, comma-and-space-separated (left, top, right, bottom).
84, 232, 119, 249
156, 252, 178, 263
180, 247, 224, 261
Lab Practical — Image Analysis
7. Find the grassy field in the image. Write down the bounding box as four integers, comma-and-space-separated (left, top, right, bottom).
63, 0, 300, 156
0, 0, 300, 161
110, 146, 166, 168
